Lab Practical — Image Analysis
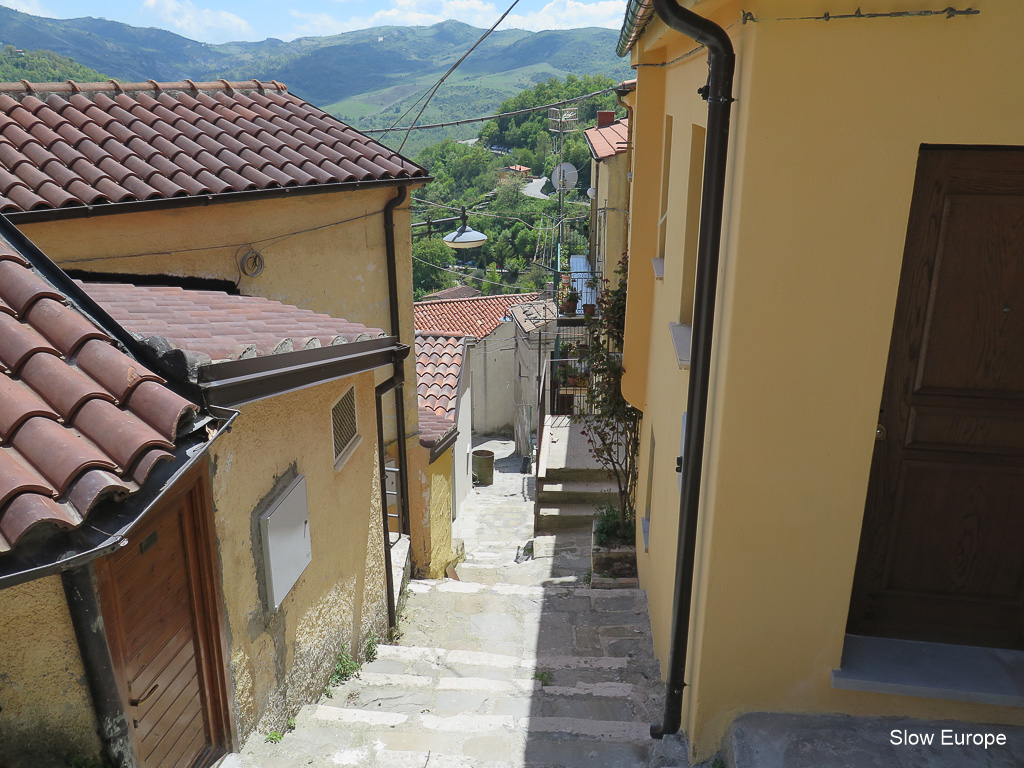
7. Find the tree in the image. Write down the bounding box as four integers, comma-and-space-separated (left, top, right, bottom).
574, 254, 641, 537
412, 238, 458, 299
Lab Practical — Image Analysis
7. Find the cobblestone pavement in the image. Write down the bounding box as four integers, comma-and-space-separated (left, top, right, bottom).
232, 437, 669, 768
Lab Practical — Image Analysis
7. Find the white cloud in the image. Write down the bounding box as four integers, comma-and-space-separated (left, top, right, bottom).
0, 0, 54, 16
504, 0, 623, 30
141, 0, 252, 41
292, 0, 621, 37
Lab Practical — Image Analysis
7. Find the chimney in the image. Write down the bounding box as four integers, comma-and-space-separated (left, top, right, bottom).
596, 110, 615, 128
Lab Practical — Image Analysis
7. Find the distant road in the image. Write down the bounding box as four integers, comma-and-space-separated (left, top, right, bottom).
523, 177, 549, 199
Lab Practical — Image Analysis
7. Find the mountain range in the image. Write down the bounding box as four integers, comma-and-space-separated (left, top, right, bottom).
0, 7, 632, 153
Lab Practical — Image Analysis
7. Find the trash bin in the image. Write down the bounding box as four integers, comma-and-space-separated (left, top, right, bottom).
472, 449, 495, 486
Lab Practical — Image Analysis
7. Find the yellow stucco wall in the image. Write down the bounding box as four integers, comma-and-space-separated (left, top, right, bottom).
207, 372, 387, 740
0, 577, 100, 766
593, 149, 631, 281
628, 0, 1024, 759
426, 448, 455, 579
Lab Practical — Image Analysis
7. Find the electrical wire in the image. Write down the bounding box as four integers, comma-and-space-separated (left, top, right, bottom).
362, 87, 619, 135
52, 208, 386, 266
381, 0, 527, 153
411, 253, 541, 291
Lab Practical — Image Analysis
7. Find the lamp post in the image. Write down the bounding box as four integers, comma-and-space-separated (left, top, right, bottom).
442, 207, 487, 250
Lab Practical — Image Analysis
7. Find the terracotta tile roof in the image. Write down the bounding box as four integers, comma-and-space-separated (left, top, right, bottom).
416, 332, 466, 449
414, 292, 538, 338
421, 285, 481, 301
418, 406, 456, 449
416, 332, 465, 420
0, 79, 428, 214
0, 241, 198, 555
584, 118, 629, 161
78, 282, 386, 365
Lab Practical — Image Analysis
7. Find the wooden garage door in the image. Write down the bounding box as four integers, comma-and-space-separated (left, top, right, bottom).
98, 472, 229, 767
847, 147, 1024, 650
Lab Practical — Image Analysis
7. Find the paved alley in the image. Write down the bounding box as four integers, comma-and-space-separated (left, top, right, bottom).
234, 437, 670, 768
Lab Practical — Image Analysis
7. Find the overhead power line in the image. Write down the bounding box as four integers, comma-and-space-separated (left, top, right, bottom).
383, 0, 526, 152
363, 87, 619, 135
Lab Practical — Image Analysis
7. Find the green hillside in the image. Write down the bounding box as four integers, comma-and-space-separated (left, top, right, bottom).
0, 46, 105, 82
0, 8, 631, 154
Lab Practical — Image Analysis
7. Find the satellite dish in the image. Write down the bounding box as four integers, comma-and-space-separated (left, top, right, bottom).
551, 163, 578, 192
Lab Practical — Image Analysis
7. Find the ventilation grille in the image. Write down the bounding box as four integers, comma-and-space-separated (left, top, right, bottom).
332, 388, 357, 461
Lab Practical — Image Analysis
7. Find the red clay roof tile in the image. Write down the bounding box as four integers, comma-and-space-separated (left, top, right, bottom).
415, 332, 468, 449
0, 240, 200, 555
0, 80, 427, 213
414, 293, 539, 338
584, 118, 629, 161
79, 281, 387, 364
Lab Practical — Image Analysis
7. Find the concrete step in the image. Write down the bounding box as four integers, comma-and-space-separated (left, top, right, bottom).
304, 706, 656, 768
537, 479, 618, 505
536, 502, 598, 532
389, 585, 657, 686
541, 465, 617, 484
363, 642, 659, 688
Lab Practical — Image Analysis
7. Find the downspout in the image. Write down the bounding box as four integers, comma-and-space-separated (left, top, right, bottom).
381, 186, 412, 633
62, 564, 137, 768
376, 371, 400, 633
383, 185, 412, 540
649, 0, 734, 740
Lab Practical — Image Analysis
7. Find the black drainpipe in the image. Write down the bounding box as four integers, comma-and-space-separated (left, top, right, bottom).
649, 0, 735, 740
377, 370, 400, 633
62, 564, 137, 768
383, 185, 413, 542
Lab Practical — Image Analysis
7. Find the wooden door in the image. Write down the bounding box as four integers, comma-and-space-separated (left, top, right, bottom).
98, 470, 229, 767
848, 147, 1024, 650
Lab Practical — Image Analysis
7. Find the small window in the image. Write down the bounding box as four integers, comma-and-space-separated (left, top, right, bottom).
657, 115, 674, 259
331, 388, 358, 464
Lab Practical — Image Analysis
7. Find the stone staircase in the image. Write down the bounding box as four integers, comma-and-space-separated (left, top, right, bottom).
276, 582, 664, 768
230, 437, 672, 768
535, 416, 618, 533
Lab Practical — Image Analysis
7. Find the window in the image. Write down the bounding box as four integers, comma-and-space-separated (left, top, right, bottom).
331, 388, 358, 465
680, 124, 706, 325
657, 116, 674, 259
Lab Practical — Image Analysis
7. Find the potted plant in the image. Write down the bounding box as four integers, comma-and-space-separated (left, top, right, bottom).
591, 503, 637, 579
582, 303, 597, 317
560, 288, 580, 315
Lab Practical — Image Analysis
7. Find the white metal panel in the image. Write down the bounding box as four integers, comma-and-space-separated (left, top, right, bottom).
259, 474, 312, 611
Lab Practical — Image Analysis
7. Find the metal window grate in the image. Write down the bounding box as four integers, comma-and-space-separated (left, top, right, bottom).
332, 388, 357, 461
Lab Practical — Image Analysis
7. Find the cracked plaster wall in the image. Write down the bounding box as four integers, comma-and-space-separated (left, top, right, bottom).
0, 577, 101, 767
208, 372, 387, 742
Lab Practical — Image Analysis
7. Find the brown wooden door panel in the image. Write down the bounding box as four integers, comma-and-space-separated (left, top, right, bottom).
98, 468, 230, 768
849, 147, 1024, 649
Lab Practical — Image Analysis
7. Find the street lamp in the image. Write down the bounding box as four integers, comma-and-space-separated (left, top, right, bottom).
442, 207, 487, 250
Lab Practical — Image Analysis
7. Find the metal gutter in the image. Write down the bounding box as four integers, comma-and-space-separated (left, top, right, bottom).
0, 410, 238, 591
428, 426, 460, 464
0, 215, 167, 375
617, 0, 657, 57
197, 336, 402, 407
649, 0, 735, 740
382, 186, 413, 546
3, 176, 429, 226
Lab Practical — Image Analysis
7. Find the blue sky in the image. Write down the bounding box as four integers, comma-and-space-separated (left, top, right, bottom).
0, 0, 626, 44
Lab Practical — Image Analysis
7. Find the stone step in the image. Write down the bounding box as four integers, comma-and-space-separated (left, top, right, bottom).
536, 503, 598, 532
334, 672, 639, 722
541, 465, 617, 484
537, 479, 618, 505
277, 715, 657, 768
